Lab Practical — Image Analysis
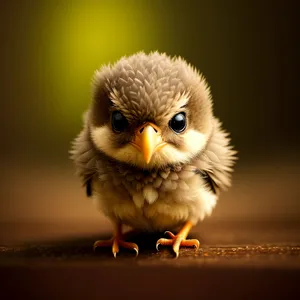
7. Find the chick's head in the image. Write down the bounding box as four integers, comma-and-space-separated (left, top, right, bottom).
89, 52, 213, 169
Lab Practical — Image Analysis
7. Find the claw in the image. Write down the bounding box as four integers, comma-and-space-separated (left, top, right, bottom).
156, 238, 173, 251
156, 242, 160, 251
93, 243, 98, 251
172, 236, 182, 255
133, 247, 139, 257
164, 231, 176, 238
191, 239, 200, 250
93, 239, 112, 251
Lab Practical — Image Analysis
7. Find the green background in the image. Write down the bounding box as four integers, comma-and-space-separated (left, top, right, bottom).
1, 0, 299, 166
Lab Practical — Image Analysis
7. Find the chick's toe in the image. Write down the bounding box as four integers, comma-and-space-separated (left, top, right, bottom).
94, 238, 139, 258
156, 222, 200, 258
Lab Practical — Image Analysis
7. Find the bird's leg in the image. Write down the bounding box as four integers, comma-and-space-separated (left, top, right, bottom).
156, 221, 200, 258
93, 223, 139, 257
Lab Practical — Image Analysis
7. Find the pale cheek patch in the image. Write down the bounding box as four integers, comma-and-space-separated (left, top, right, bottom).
91, 125, 142, 164
158, 129, 207, 164
91, 126, 114, 155
183, 129, 207, 154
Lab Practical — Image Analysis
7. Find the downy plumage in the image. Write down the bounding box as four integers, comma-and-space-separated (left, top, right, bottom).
70, 52, 237, 257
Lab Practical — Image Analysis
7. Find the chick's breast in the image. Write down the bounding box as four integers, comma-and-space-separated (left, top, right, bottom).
92, 159, 216, 232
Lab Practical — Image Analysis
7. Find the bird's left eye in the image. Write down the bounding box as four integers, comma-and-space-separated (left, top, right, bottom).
169, 112, 186, 133
111, 111, 128, 132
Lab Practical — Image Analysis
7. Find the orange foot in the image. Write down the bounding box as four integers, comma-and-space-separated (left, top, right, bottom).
93, 238, 138, 258
156, 222, 200, 258
93, 224, 139, 258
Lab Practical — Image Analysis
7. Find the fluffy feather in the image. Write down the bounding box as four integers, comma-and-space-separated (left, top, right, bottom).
70, 51, 237, 232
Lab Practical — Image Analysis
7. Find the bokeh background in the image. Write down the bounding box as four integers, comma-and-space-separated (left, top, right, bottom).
1, 0, 299, 244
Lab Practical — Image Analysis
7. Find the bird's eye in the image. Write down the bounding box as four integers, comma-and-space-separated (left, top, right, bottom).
169, 112, 186, 133
111, 111, 128, 132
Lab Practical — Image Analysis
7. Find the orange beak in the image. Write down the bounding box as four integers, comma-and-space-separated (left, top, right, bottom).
130, 122, 166, 164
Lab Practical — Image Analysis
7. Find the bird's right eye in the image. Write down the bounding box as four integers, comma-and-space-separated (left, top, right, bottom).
111, 111, 128, 132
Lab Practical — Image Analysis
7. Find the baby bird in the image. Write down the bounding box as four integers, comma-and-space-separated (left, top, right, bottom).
70, 52, 237, 257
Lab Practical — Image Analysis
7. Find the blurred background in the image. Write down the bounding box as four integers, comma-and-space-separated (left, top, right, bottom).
0, 0, 299, 244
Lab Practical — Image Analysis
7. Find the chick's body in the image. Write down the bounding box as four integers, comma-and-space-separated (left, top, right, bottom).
71, 52, 236, 256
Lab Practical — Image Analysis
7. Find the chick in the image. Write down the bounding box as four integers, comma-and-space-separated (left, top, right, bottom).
70, 52, 237, 257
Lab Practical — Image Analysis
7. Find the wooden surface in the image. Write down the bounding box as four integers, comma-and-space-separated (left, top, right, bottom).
0, 164, 300, 299
0, 221, 299, 300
